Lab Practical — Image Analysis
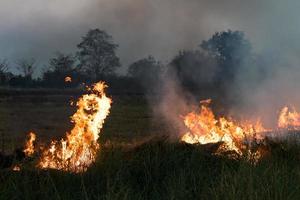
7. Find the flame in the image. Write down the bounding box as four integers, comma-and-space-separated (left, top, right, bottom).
65, 76, 72, 82
181, 99, 266, 157
278, 106, 300, 129
37, 81, 112, 172
181, 99, 300, 161
12, 165, 21, 171
23, 132, 36, 156
17, 83, 300, 170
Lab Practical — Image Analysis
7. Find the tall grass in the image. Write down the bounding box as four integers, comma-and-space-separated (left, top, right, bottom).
1, 140, 300, 200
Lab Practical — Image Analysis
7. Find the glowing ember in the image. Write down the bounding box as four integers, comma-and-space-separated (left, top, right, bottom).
181, 100, 266, 156
64, 76, 72, 82
12, 165, 21, 171
37, 81, 112, 172
278, 106, 300, 129
23, 132, 36, 156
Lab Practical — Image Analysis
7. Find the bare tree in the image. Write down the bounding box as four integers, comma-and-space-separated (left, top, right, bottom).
0, 59, 10, 85
16, 58, 36, 78
0, 59, 8, 74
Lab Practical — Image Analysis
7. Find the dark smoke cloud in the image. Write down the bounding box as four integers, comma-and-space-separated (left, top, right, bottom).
2, 0, 300, 76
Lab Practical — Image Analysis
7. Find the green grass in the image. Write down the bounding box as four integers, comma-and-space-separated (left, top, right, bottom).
1, 93, 300, 199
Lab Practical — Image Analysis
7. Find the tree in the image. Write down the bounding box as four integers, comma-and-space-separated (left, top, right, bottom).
128, 56, 162, 80
128, 56, 162, 90
16, 58, 36, 78
48, 52, 75, 73
201, 30, 251, 60
0, 59, 8, 74
77, 29, 120, 81
169, 50, 217, 90
0, 59, 11, 85
200, 30, 252, 85
42, 53, 81, 88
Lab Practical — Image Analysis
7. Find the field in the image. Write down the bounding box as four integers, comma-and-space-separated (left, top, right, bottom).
0, 91, 166, 152
1, 91, 300, 199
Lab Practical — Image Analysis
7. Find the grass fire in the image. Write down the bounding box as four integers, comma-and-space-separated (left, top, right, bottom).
181, 99, 300, 162
2, 1, 300, 199
20, 82, 112, 173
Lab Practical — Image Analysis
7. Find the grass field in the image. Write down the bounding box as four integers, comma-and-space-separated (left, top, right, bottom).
1, 92, 300, 199
0, 93, 166, 152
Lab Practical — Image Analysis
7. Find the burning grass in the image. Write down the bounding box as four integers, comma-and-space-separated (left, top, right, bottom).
2, 88, 300, 199
23, 82, 112, 173
181, 99, 300, 162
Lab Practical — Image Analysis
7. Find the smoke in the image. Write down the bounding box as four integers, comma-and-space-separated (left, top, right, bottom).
233, 52, 300, 127
2, 0, 300, 76
150, 72, 194, 138
156, 50, 300, 134
3, 0, 300, 133
154, 44, 300, 137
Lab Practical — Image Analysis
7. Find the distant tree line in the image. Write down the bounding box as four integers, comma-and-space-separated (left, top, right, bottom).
0, 29, 266, 96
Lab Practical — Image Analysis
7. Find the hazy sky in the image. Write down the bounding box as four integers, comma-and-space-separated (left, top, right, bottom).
1, 0, 300, 75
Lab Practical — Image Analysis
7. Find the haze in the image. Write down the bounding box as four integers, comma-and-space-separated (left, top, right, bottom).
1, 0, 300, 74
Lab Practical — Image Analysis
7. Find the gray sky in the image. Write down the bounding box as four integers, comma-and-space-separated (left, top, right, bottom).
1, 0, 300, 75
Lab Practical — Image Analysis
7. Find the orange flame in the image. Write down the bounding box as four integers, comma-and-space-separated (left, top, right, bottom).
12, 165, 21, 171
278, 106, 300, 129
36, 81, 112, 172
23, 132, 36, 156
181, 99, 300, 161
181, 99, 266, 156
64, 76, 72, 83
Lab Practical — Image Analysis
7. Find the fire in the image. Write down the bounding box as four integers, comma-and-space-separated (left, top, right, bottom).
12, 165, 21, 171
36, 81, 112, 172
65, 76, 72, 82
278, 106, 300, 129
181, 100, 266, 156
181, 99, 300, 161
23, 132, 36, 156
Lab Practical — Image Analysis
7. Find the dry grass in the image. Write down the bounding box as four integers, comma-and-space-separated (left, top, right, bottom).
1, 91, 300, 199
